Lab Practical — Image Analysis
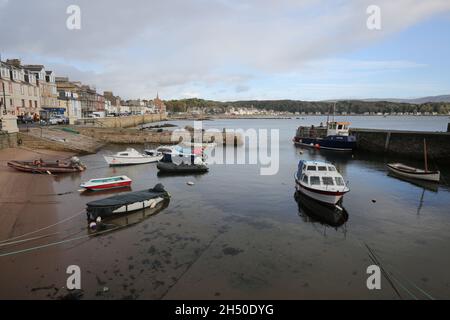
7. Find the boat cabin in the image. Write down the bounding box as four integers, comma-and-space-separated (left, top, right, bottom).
326, 122, 350, 137
297, 161, 346, 188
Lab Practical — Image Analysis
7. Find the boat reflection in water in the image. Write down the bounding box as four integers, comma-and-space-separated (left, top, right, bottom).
294, 191, 349, 228
89, 198, 170, 235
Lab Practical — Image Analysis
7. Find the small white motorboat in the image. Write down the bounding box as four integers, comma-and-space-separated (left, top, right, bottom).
104, 148, 162, 166
387, 139, 440, 183
80, 175, 132, 191
295, 160, 350, 206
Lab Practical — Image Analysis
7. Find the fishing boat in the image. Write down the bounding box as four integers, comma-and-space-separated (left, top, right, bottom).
293, 121, 357, 151
295, 160, 350, 205
156, 153, 209, 174
104, 148, 162, 166
86, 183, 170, 222
7, 157, 86, 174
387, 139, 440, 183
80, 175, 132, 191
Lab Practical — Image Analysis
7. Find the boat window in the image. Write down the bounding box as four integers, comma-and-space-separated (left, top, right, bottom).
328, 166, 336, 171
322, 177, 334, 186
302, 175, 308, 184
307, 166, 316, 171
310, 176, 321, 185
335, 177, 345, 186
318, 166, 327, 171
338, 125, 343, 130
119, 153, 128, 156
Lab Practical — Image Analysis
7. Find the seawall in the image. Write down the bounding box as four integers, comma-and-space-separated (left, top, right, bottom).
76, 114, 167, 128
0, 132, 18, 150
351, 128, 450, 162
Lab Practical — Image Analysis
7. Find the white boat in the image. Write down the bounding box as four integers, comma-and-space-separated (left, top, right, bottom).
80, 175, 132, 191
104, 148, 162, 166
387, 163, 440, 182
295, 160, 350, 205
387, 139, 440, 183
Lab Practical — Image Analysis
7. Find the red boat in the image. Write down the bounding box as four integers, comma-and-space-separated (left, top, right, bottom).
7, 157, 86, 174
80, 175, 132, 191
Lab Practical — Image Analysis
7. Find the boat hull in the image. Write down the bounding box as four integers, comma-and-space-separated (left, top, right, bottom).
293, 136, 356, 151
7, 161, 85, 174
156, 161, 209, 174
104, 155, 161, 166
81, 180, 132, 191
295, 178, 347, 205
387, 164, 440, 182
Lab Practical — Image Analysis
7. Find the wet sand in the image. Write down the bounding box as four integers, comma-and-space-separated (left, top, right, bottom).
0, 148, 76, 299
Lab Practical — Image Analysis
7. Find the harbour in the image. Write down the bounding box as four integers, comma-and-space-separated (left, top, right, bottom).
1, 117, 450, 299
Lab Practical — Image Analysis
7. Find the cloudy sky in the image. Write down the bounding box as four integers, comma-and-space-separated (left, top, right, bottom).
1, 0, 450, 101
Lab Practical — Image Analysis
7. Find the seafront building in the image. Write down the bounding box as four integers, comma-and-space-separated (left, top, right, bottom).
2, 56, 166, 123
0, 59, 41, 118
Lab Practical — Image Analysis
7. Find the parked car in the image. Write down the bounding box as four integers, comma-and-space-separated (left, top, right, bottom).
48, 117, 59, 125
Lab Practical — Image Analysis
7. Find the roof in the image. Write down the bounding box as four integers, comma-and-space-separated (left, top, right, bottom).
23, 65, 45, 72
329, 121, 351, 125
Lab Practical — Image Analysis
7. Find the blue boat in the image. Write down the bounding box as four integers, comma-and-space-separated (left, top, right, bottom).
293, 121, 356, 151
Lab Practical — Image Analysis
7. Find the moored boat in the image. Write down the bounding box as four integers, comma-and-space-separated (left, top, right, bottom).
7, 157, 86, 174
293, 121, 356, 151
295, 160, 349, 205
86, 183, 170, 222
387, 163, 440, 182
156, 153, 209, 174
80, 175, 132, 191
387, 139, 440, 183
104, 148, 162, 166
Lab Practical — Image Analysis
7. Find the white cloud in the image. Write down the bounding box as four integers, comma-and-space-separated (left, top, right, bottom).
0, 0, 449, 99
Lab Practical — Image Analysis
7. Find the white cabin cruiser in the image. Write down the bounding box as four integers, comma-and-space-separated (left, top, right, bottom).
295, 160, 349, 205
104, 148, 162, 166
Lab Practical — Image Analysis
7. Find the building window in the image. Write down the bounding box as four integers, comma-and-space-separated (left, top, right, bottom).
35, 101, 38, 109
22, 99, 25, 108
9, 83, 13, 93
29, 100, 32, 109
21, 86, 24, 95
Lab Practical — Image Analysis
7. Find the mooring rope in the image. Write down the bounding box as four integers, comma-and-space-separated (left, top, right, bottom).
0, 210, 85, 244
0, 226, 122, 258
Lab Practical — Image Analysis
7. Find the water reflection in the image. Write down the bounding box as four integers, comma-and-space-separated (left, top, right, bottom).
294, 191, 349, 228
90, 198, 170, 235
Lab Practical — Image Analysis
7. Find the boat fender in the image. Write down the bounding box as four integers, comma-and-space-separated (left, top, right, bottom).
89, 222, 97, 230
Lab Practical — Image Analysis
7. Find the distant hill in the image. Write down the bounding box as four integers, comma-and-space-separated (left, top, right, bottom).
363, 95, 450, 104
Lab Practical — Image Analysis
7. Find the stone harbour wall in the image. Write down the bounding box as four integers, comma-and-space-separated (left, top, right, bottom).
0, 132, 18, 150
351, 128, 450, 162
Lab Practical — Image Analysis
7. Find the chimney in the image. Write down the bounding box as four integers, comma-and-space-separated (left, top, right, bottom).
6, 59, 21, 67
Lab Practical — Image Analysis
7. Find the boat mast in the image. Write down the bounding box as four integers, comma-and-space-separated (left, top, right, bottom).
424, 139, 428, 172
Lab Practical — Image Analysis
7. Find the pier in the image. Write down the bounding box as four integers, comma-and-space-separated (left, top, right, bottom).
351, 128, 450, 162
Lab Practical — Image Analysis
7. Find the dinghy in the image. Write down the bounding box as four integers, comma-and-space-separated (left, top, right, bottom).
387, 163, 440, 182
104, 148, 162, 166
387, 139, 440, 183
86, 183, 170, 221
156, 153, 208, 174
80, 175, 132, 191
7, 157, 86, 174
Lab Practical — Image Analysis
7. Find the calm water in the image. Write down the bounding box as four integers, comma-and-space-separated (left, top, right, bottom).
1, 116, 450, 299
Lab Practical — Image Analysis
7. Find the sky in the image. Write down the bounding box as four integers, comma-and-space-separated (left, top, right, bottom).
1, 0, 450, 101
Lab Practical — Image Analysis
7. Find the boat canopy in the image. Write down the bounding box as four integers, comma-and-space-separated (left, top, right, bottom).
86, 184, 167, 217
